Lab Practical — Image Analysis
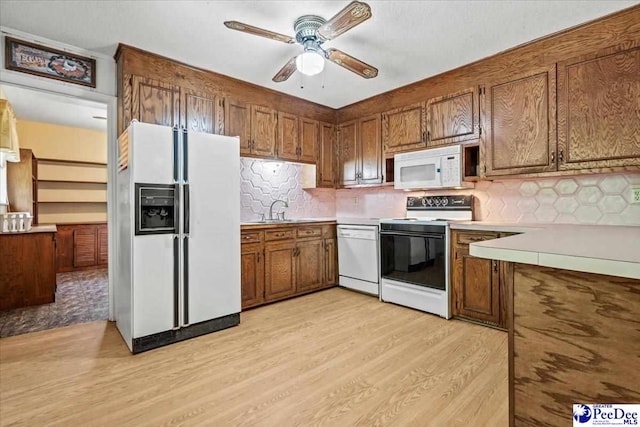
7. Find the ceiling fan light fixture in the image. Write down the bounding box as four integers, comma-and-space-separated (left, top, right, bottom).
295, 51, 325, 76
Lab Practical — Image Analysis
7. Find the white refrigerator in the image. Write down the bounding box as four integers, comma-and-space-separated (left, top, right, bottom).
116, 121, 240, 353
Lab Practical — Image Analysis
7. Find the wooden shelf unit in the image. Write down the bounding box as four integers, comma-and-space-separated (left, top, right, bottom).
35, 158, 108, 224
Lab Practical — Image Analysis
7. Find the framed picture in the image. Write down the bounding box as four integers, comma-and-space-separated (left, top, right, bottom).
5, 37, 96, 88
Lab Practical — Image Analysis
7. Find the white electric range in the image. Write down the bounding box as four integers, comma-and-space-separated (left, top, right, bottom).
379, 195, 473, 318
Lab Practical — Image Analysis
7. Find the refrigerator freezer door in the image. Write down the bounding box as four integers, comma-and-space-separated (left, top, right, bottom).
184, 132, 241, 325
132, 234, 178, 338
131, 122, 180, 184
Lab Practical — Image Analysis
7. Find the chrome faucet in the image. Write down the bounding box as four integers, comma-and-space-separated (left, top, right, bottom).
269, 199, 289, 220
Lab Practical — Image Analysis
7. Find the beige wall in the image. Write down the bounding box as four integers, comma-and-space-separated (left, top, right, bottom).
15, 120, 107, 224
16, 120, 106, 163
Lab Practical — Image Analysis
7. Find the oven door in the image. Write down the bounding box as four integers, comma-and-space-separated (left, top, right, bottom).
380, 230, 446, 290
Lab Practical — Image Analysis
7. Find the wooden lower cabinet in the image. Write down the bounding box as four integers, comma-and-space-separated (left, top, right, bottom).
56, 223, 108, 273
0, 231, 56, 310
240, 243, 264, 309
295, 239, 324, 292
264, 241, 297, 302
241, 224, 337, 310
451, 230, 512, 329
324, 238, 338, 286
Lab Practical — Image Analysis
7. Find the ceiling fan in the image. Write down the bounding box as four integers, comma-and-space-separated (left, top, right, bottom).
224, 1, 378, 83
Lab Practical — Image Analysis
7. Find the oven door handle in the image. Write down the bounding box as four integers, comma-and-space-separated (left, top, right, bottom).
380, 231, 444, 239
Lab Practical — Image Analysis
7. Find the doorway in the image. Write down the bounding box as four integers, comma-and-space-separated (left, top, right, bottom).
0, 84, 113, 337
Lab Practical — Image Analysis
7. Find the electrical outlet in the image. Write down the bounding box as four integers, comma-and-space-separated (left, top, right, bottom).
632, 187, 640, 204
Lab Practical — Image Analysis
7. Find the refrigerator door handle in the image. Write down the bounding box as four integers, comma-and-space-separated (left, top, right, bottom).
173, 235, 180, 329
173, 126, 179, 183
183, 235, 190, 326
182, 128, 189, 183
174, 183, 180, 234
184, 184, 190, 234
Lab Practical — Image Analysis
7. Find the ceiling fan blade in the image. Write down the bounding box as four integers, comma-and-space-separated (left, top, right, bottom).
316, 1, 372, 41
224, 21, 295, 44
272, 57, 298, 82
325, 48, 378, 79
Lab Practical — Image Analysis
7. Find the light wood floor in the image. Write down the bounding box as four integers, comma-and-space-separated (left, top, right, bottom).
0, 288, 508, 426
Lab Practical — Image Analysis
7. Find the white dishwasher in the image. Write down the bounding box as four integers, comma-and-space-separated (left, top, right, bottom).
337, 224, 379, 296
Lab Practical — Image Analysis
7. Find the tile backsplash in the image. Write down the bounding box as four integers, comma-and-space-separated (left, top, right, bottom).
240, 158, 639, 226
240, 158, 335, 222
336, 173, 640, 225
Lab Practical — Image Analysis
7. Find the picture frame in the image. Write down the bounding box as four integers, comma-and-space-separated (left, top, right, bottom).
5, 37, 96, 88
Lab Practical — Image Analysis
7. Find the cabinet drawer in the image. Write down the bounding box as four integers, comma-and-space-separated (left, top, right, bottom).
241, 231, 264, 244
265, 229, 295, 241
296, 226, 323, 239
456, 232, 499, 245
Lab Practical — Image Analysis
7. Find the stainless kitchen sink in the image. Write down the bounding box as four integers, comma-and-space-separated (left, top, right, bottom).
242, 219, 323, 225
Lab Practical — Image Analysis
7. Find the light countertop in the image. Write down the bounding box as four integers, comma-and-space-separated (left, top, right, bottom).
0, 224, 57, 234
336, 217, 381, 226
462, 222, 640, 279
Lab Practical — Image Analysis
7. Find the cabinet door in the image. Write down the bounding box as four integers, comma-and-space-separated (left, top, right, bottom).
299, 118, 318, 163
55, 225, 75, 273
264, 241, 296, 301
359, 114, 383, 184
426, 87, 479, 146
485, 66, 557, 176
241, 244, 265, 309
452, 245, 500, 326
296, 239, 324, 292
97, 225, 108, 266
277, 112, 299, 161
225, 99, 252, 155
318, 122, 335, 187
324, 238, 338, 287
382, 103, 426, 154
183, 89, 224, 134
73, 227, 97, 268
131, 75, 180, 127
251, 105, 277, 158
338, 120, 359, 186
557, 45, 640, 170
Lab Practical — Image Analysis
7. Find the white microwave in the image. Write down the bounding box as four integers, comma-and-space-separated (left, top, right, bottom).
394, 145, 463, 190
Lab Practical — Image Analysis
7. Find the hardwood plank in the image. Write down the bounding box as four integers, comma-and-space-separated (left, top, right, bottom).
0, 288, 507, 426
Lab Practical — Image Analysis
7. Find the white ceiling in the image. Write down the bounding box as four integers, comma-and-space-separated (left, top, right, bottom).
1, 84, 107, 131
1, 1, 637, 108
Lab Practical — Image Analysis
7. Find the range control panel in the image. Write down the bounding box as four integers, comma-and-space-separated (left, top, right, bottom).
406, 195, 473, 210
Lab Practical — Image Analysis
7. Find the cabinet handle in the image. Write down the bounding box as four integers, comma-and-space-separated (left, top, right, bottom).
551, 151, 555, 164
558, 150, 564, 162
467, 236, 485, 242
427, 130, 430, 142
257, 252, 260, 263
422, 131, 426, 143
493, 260, 498, 272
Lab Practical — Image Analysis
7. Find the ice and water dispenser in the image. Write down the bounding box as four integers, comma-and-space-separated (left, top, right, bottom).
135, 184, 177, 235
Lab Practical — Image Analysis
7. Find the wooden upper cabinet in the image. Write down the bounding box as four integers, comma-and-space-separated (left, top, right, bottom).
359, 114, 383, 184
425, 87, 479, 146
299, 118, 318, 163
225, 99, 252, 155
318, 122, 336, 187
182, 89, 224, 134
382, 103, 426, 154
131, 75, 180, 127
485, 66, 557, 176
277, 112, 299, 161
557, 44, 640, 170
251, 105, 277, 158
338, 120, 359, 186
